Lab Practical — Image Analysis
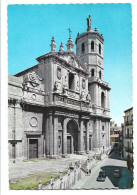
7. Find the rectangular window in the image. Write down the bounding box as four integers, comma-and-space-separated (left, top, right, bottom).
69, 72, 74, 90
82, 43, 85, 53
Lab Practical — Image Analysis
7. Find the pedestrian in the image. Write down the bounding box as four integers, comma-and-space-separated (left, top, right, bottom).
89, 168, 91, 175
86, 169, 89, 175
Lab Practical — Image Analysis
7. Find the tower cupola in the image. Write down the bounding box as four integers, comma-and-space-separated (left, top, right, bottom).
66, 38, 74, 51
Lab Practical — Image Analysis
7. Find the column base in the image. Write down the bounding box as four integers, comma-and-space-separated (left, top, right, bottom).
46, 155, 59, 159
62, 154, 68, 158
78, 151, 86, 155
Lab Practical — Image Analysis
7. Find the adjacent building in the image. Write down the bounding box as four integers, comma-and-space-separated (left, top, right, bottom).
110, 121, 122, 148
123, 107, 133, 172
8, 15, 111, 160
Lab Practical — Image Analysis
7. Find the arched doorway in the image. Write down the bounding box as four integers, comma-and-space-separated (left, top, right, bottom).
67, 120, 78, 154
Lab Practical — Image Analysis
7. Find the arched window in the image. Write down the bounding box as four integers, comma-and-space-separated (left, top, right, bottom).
82, 43, 85, 53
101, 92, 105, 108
91, 69, 94, 77
99, 71, 101, 79
91, 41, 94, 51
99, 44, 101, 54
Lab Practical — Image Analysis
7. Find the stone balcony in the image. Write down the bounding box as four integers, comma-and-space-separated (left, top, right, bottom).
125, 134, 133, 139
88, 77, 110, 89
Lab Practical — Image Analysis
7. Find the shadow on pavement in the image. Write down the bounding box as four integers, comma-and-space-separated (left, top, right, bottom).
108, 149, 124, 161
101, 165, 132, 189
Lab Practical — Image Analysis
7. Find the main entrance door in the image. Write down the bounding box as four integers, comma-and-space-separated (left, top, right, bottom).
67, 136, 71, 154
29, 139, 38, 158
67, 120, 78, 154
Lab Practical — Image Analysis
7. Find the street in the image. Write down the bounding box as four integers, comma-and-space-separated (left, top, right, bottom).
72, 151, 133, 189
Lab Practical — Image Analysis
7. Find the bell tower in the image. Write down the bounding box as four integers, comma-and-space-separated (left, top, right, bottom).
75, 15, 111, 153
75, 15, 110, 111
75, 15, 104, 81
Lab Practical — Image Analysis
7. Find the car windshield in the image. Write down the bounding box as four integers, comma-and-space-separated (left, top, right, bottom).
115, 170, 119, 173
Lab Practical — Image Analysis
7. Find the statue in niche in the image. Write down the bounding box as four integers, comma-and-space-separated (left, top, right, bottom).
57, 67, 61, 80
58, 136, 61, 148
82, 79, 86, 89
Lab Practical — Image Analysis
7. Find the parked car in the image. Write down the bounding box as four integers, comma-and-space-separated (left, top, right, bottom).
99, 171, 106, 178
114, 169, 121, 177
96, 171, 106, 182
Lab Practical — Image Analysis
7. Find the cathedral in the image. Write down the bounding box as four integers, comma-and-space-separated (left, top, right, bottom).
8, 15, 111, 160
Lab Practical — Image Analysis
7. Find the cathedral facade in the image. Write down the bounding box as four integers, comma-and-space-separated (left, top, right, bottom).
8, 16, 111, 160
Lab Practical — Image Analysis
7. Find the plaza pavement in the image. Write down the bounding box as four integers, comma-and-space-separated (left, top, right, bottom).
9, 152, 95, 181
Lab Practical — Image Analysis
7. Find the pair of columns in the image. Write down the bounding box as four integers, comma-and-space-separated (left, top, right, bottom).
45, 113, 90, 157
63, 118, 90, 155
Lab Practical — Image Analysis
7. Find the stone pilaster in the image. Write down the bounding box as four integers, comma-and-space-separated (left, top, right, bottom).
45, 114, 50, 156
49, 112, 53, 157
99, 120, 102, 150
79, 120, 84, 154
86, 121, 89, 153
53, 116, 58, 156
93, 119, 100, 152
63, 118, 67, 156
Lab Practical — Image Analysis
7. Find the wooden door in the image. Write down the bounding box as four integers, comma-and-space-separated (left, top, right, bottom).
29, 139, 38, 158
67, 137, 71, 154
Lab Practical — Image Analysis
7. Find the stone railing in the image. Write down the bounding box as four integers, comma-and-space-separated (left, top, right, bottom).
125, 120, 133, 126
38, 161, 84, 190
38, 156, 98, 190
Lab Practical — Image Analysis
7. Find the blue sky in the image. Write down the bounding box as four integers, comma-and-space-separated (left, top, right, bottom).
8, 4, 132, 125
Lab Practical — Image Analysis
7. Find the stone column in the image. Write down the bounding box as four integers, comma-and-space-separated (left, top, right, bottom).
63, 118, 67, 156
99, 120, 102, 150
53, 116, 58, 156
86, 121, 89, 153
79, 120, 84, 154
71, 136, 74, 154
49, 112, 53, 157
45, 114, 50, 156
93, 119, 99, 152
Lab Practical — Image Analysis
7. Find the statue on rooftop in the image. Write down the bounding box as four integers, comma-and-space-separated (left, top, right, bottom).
87, 15, 91, 31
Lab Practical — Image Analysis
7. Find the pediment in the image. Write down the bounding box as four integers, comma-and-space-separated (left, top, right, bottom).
55, 52, 88, 74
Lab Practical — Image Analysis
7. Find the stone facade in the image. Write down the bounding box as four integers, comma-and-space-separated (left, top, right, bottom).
8, 15, 111, 160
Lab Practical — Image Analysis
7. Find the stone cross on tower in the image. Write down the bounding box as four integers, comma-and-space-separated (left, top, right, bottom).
87, 15, 91, 31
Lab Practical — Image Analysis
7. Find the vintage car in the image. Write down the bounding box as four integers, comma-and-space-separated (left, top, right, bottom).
96, 171, 106, 182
